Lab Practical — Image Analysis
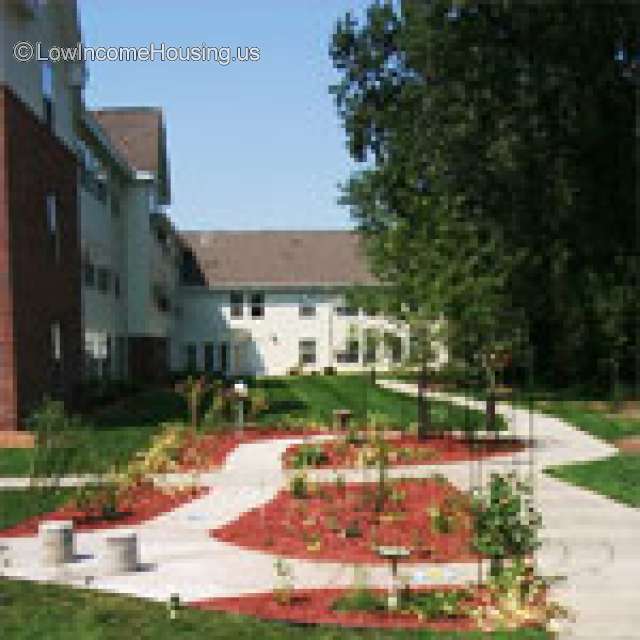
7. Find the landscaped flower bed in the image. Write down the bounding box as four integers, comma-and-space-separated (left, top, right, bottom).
0, 482, 208, 537
282, 434, 525, 469
211, 477, 478, 563
191, 584, 550, 632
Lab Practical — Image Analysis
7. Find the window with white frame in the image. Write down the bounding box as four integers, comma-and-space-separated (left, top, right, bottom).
390, 336, 403, 364
299, 295, 316, 318
185, 344, 197, 371
250, 292, 265, 319
230, 291, 243, 318
83, 260, 95, 288
337, 339, 359, 364
46, 194, 59, 261
336, 304, 358, 317
299, 339, 317, 365
41, 61, 54, 128
364, 330, 378, 364
97, 267, 111, 293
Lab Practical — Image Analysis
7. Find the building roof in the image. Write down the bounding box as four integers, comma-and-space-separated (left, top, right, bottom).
91, 107, 171, 202
178, 230, 378, 288
91, 107, 162, 173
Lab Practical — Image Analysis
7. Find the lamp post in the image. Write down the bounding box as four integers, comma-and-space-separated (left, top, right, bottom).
376, 546, 411, 610
234, 380, 248, 434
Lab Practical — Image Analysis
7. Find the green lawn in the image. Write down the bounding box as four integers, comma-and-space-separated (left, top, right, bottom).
546, 454, 640, 508
531, 399, 640, 442
254, 375, 500, 432
0, 389, 187, 477
0, 579, 548, 640
0, 377, 498, 479
0, 488, 73, 531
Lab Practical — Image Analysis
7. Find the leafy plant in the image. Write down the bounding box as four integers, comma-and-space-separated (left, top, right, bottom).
405, 589, 470, 620
290, 472, 308, 499
291, 444, 328, 469
471, 474, 542, 576
331, 588, 386, 613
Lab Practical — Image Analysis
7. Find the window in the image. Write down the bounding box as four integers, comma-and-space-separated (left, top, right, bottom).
51, 322, 61, 362
390, 336, 403, 364
42, 62, 54, 128
50, 321, 62, 394
299, 296, 316, 318
84, 261, 95, 288
250, 292, 265, 319
364, 330, 378, 364
299, 339, 317, 365
230, 291, 243, 318
111, 193, 121, 218
97, 267, 111, 293
204, 343, 215, 372
336, 305, 358, 317
114, 274, 121, 299
337, 339, 359, 364
46, 194, 59, 261
185, 344, 197, 371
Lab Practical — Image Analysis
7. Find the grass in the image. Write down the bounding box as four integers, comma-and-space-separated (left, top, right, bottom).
546, 454, 640, 508
0, 389, 187, 478
0, 376, 498, 479
254, 375, 500, 432
0, 579, 549, 640
0, 488, 73, 531
531, 398, 640, 442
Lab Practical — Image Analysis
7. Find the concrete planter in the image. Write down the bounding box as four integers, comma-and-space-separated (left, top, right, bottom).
39, 520, 74, 566
102, 530, 138, 574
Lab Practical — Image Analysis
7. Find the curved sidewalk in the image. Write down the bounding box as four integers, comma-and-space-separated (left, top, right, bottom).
378, 380, 640, 640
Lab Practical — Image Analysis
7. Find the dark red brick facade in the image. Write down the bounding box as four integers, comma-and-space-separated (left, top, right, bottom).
0, 85, 82, 430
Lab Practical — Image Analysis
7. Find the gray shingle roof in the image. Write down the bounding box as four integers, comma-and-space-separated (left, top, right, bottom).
178, 230, 378, 288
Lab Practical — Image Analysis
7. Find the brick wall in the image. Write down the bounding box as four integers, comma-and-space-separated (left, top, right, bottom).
0, 84, 82, 430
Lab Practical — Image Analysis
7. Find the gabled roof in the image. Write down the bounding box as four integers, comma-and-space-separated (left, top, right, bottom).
178, 230, 378, 288
91, 107, 170, 202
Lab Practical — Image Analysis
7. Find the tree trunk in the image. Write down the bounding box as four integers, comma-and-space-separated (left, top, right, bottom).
417, 358, 430, 440
485, 366, 496, 434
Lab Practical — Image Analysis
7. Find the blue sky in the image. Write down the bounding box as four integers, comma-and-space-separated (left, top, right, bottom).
79, 1, 373, 231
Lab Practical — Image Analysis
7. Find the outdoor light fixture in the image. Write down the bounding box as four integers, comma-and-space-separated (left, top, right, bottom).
234, 380, 249, 432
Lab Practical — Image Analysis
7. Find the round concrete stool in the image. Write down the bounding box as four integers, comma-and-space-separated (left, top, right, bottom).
102, 530, 138, 574
39, 520, 74, 566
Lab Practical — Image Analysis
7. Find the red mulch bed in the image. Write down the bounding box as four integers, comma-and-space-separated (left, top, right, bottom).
178, 428, 331, 471
0, 483, 208, 537
191, 586, 482, 631
212, 478, 478, 563
283, 434, 525, 469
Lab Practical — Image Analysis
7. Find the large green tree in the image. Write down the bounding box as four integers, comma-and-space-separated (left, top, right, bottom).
331, 0, 640, 388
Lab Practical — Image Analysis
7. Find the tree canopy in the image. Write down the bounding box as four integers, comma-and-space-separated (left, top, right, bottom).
331, 0, 640, 387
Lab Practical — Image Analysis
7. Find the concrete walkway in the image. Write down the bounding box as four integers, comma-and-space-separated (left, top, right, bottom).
1, 383, 638, 638
378, 381, 640, 640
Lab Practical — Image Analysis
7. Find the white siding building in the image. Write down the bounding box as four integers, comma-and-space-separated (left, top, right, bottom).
173, 231, 417, 377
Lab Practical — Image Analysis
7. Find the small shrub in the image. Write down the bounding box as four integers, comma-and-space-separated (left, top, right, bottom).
323, 366, 337, 376
290, 473, 308, 499
406, 589, 470, 619
332, 588, 386, 613
291, 444, 328, 468
344, 520, 362, 538
472, 473, 542, 576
